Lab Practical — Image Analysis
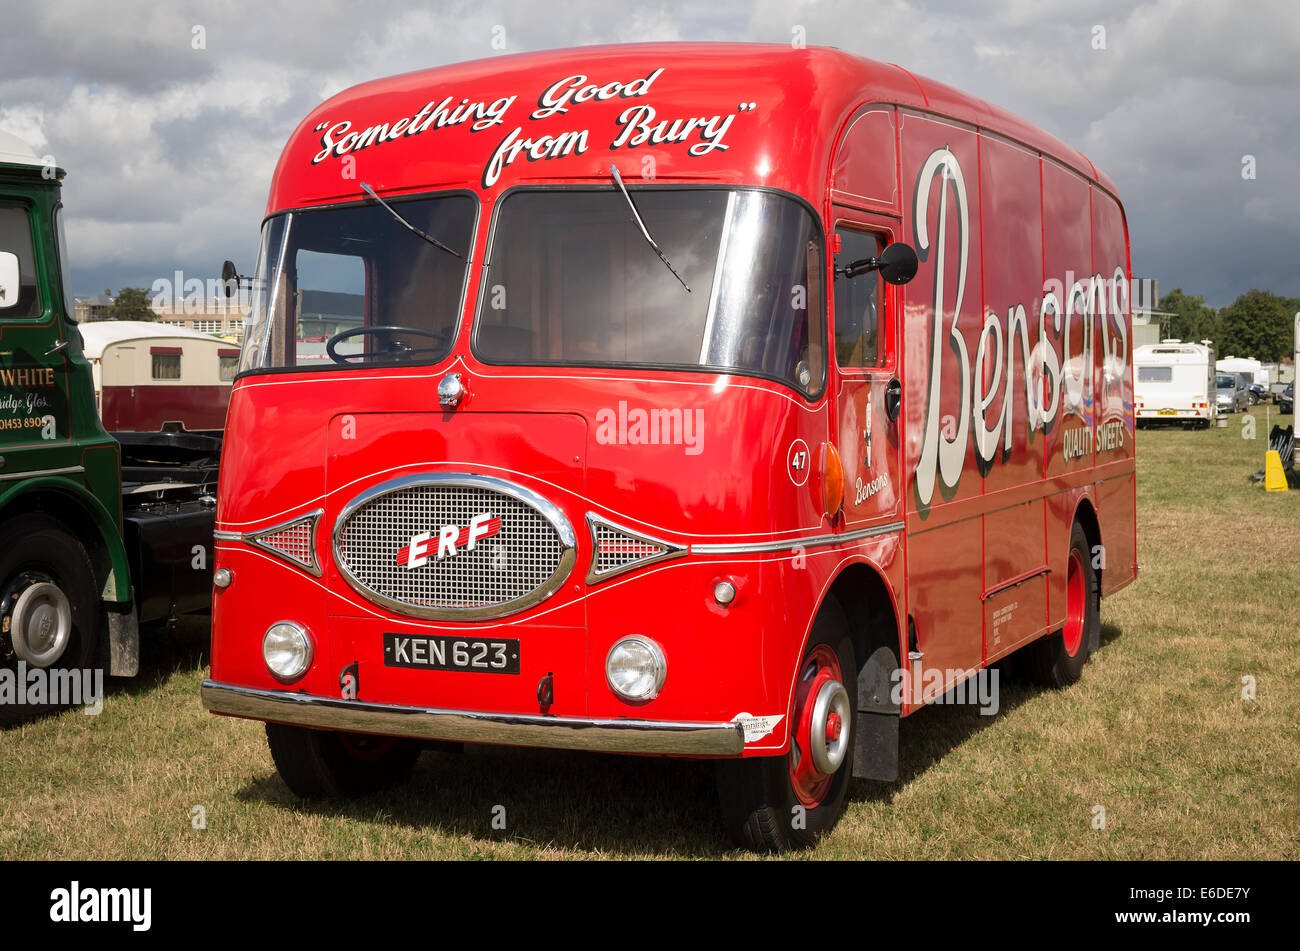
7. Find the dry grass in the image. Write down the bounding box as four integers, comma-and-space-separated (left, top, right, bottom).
2, 409, 1297, 859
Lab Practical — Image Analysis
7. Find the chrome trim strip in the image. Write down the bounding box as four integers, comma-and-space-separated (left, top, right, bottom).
331, 472, 577, 621
213, 530, 241, 541
690, 520, 905, 555
0, 464, 85, 482
243, 509, 324, 578
585, 512, 687, 585
202, 680, 745, 756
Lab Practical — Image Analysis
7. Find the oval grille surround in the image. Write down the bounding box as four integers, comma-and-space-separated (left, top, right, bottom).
333, 474, 576, 619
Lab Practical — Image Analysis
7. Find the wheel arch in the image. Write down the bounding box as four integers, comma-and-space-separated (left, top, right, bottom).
816, 558, 904, 782
1071, 495, 1102, 590
0, 478, 132, 605
821, 560, 904, 689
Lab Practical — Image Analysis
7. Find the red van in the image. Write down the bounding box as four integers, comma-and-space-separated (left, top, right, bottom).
204, 43, 1136, 850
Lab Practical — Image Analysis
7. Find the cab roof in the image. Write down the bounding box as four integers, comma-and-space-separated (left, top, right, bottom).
266, 43, 1114, 215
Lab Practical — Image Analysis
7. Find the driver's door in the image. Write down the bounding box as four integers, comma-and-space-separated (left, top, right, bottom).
831, 219, 903, 531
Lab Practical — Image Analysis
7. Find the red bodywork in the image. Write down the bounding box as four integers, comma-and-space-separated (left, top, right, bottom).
208, 43, 1136, 757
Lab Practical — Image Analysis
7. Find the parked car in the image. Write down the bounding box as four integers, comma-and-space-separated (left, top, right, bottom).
1248, 383, 1267, 404
1280, 383, 1295, 414
1216, 373, 1249, 413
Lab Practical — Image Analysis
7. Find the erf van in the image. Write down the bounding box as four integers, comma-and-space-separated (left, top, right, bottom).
203, 43, 1137, 850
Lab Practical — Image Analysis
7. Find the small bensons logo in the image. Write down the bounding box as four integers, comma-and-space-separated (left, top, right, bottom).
397, 514, 501, 568
50, 881, 151, 932
0, 662, 103, 715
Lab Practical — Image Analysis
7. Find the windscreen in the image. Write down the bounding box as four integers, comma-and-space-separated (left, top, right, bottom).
474, 188, 826, 396
239, 194, 475, 373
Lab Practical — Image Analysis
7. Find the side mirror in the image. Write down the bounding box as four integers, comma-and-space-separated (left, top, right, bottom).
221, 260, 239, 299
0, 251, 19, 309
877, 242, 918, 286
835, 242, 918, 286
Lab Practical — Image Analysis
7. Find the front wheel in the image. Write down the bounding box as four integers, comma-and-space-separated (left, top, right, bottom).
715, 598, 857, 851
1024, 522, 1099, 688
265, 723, 422, 798
0, 515, 102, 724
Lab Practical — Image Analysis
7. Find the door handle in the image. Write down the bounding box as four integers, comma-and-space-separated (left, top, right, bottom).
885, 378, 902, 422
45, 339, 69, 357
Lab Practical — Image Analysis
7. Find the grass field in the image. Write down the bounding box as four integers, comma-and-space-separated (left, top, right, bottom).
2, 409, 1297, 859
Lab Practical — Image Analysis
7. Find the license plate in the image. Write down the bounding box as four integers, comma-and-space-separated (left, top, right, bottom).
1158, 409, 1177, 416
383, 632, 520, 674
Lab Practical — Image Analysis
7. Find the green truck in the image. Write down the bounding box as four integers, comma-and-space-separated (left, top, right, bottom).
0, 130, 217, 720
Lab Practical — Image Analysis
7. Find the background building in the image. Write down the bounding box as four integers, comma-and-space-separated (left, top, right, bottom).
74, 293, 247, 341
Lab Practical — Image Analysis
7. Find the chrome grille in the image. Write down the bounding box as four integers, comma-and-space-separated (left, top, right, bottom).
585, 514, 685, 584
334, 475, 575, 619
245, 511, 322, 576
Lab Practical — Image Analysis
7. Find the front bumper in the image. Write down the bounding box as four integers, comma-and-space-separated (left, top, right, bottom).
202, 680, 746, 756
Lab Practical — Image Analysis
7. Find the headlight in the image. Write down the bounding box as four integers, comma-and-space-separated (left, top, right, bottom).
605, 636, 666, 702
263, 621, 313, 682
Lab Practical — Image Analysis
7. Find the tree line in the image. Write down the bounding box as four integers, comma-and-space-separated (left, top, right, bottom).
1155, 289, 1298, 364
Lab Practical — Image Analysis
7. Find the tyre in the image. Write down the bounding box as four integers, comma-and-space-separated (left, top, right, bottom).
265, 722, 422, 798
1024, 522, 1098, 688
715, 598, 856, 852
0, 514, 102, 724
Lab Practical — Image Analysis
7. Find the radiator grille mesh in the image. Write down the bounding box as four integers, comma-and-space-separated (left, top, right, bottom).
336, 485, 564, 613
593, 522, 670, 575
248, 516, 318, 572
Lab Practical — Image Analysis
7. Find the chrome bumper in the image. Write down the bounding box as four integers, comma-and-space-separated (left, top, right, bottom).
201, 680, 746, 756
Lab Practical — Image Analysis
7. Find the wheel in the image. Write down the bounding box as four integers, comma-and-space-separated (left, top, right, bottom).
0, 514, 102, 723
265, 722, 422, 798
1024, 522, 1098, 688
715, 598, 856, 851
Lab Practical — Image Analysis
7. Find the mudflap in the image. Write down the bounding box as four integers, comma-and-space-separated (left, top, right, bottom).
852, 643, 900, 782
107, 604, 140, 677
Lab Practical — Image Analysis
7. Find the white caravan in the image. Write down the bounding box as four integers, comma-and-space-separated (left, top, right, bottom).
1135, 340, 1216, 428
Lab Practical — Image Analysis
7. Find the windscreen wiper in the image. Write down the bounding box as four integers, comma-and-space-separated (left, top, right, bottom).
608, 165, 691, 293
360, 182, 463, 260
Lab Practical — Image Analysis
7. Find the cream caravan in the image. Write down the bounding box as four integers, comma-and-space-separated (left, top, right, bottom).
78, 321, 236, 431
1135, 340, 1216, 428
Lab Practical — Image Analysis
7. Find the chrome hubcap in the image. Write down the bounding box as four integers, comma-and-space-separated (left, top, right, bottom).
11, 582, 72, 668
809, 679, 851, 775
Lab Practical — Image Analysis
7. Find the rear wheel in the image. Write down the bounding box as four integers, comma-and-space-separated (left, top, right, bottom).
715, 599, 856, 851
265, 722, 422, 798
0, 515, 102, 724
1024, 522, 1098, 688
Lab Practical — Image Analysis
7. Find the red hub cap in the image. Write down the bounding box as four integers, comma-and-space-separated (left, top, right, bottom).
826, 712, 843, 742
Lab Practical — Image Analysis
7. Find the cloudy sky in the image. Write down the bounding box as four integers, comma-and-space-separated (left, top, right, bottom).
1, 0, 1296, 307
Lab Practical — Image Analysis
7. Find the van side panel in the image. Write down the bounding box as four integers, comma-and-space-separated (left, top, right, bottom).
899, 111, 985, 697
976, 132, 1050, 657
1090, 187, 1137, 594
1040, 158, 1097, 623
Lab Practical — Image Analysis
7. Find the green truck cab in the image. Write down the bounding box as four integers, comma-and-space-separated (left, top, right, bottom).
0, 130, 216, 718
